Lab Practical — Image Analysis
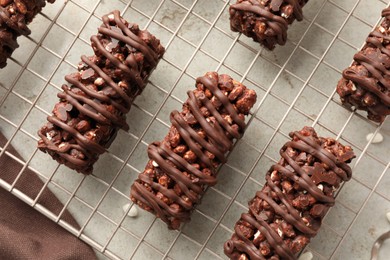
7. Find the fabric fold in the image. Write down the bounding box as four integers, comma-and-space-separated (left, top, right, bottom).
0, 132, 96, 260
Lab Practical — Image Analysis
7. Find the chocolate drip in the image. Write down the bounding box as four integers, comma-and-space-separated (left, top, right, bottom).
37, 11, 165, 174
230, 0, 305, 48
337, 7, 390, 123
131, 72, 257, 229
224, 127, 355, 260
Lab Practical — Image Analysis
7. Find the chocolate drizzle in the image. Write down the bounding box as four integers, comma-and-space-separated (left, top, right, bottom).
224, 127, 355, 260
37, 10, 165, 174
131, 72, 257, 229
344, 26, 390, 106
229, 0, 305, 48
0, 0, 54, 68
337, 7, 390, 123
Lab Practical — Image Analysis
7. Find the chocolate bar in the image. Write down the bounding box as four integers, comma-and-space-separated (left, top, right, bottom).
337, 7, 390, 123
37, 10, 165, 174
224, 127, 355, 260
0, 0, 55, 68
229, 0, 309, 50
130, 72, 257, 229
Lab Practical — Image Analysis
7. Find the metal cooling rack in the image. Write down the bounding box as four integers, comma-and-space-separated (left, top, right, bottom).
0, 0, 390, 259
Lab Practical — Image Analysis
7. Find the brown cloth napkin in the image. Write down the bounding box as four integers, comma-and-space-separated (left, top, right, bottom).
0, 132, 97, 260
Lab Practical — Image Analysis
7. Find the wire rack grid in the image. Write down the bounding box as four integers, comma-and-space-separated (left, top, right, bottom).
0, 0, 390, 259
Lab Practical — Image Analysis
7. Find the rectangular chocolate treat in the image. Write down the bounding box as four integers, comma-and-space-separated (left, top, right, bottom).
37, 10, 165, 174
224, 127, 355, 260
130, 72, 257, 230
0, 0, 55, 68
337, 8, 390, 124
229, 0, 309, 50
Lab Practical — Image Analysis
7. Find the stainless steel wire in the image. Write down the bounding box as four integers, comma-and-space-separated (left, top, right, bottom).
0, 0, 389, 259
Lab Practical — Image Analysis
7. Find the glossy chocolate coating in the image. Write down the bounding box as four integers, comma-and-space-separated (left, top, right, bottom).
37, 10, 165, 174
131, 72, 257, 229
224, 127, 355, 260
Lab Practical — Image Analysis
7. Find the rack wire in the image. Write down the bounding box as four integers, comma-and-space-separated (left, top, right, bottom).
0, 0, 389, 259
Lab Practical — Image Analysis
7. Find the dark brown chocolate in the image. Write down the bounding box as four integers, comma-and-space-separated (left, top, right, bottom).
337, 7, 390, 123
224, 127, 355, 260
0, 0, 55, 68
37, 10, 165, 174
229, 0, 308, 50
130, 72, 257, 230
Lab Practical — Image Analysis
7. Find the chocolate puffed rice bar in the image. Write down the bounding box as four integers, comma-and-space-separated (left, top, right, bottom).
229, 0, 309, 50
131, 72, 257, 229
224, 127, 355, 260
37, 11, 165, 174
337, 7, 390, 123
